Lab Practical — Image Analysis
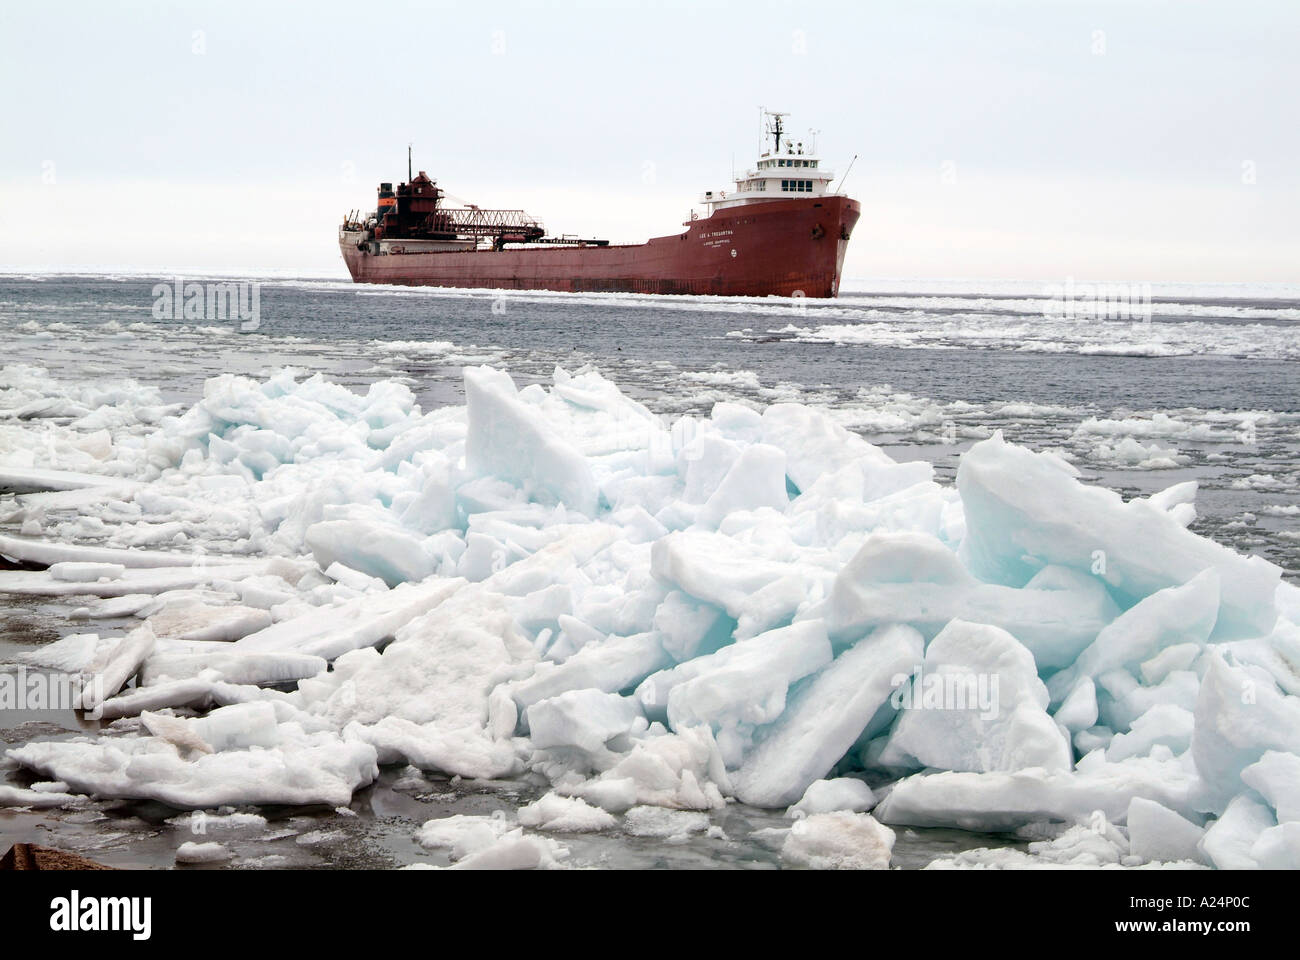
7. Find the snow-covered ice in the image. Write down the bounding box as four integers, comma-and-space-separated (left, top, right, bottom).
781, 811, 895, 869
787, 778, 877, 818
516, 791, 617, 832
414, 812, 569, 869
175, 840, 232, 864
2, 358, 1297, 869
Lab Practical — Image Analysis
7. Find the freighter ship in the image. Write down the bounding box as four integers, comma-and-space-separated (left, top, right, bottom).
339, 112, 859, 297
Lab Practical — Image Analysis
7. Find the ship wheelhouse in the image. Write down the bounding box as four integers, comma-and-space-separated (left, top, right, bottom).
699, 111, 839, 212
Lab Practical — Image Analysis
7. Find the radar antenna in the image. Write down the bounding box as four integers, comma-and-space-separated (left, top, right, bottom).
765, 110, 789, 155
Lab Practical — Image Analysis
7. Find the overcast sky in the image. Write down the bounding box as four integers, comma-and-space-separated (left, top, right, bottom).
2, 0, 1296, 281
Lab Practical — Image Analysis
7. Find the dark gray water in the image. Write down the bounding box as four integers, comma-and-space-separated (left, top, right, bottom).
4, 274, 1298, 574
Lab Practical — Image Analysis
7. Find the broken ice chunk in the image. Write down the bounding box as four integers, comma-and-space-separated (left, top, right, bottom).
827, 532, 1117, 670
1198, 793, 1275, 870
464, 366, 598, 517
49, 561, 125, 582
1126, 796, 1205, 864
957, 432, 1279, 639
781, 811, 894, 869
525, 689, 644, 756
1191, 652, 1300, 811
880, 619, 1071, 774
733, 624, 923, 807
516, 792, 616, 832
786, 778, 877, 818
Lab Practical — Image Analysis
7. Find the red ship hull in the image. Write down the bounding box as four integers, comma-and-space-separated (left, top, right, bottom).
340, 195, 860, 297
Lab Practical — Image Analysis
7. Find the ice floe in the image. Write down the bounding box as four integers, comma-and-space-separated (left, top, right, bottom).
781, 811, 895, 869
1, 361, 1296, 869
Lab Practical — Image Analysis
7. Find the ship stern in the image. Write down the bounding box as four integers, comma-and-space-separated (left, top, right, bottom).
339, 228, 366, 282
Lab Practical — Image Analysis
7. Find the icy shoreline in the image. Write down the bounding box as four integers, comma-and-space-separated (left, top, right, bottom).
3, 360, 1300, 869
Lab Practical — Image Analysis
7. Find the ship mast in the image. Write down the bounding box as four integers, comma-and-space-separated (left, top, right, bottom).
766, 110, 788, 154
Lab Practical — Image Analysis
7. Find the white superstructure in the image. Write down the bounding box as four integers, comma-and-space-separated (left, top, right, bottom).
699, 111, 838, 212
